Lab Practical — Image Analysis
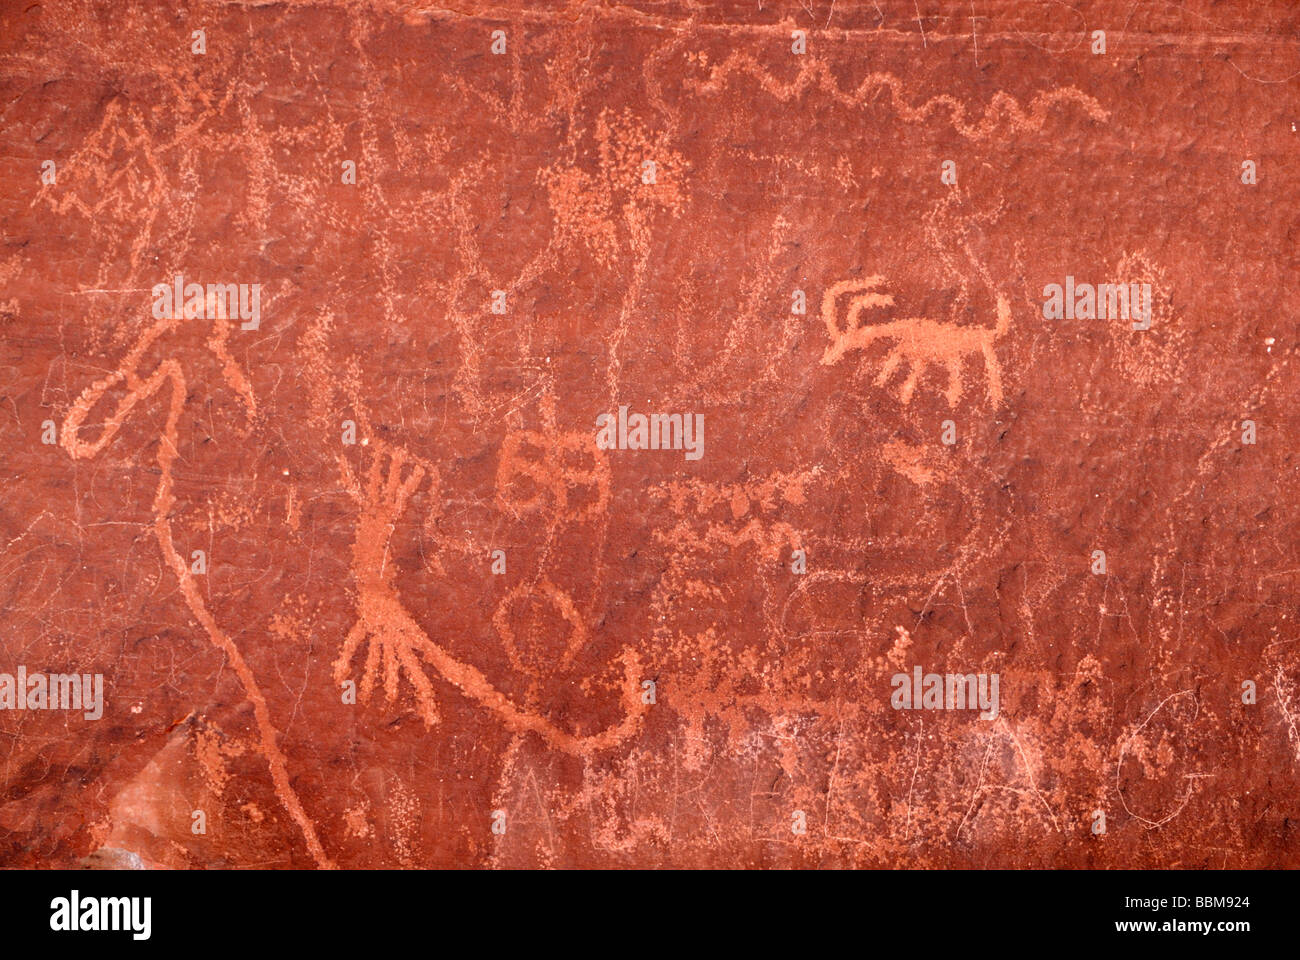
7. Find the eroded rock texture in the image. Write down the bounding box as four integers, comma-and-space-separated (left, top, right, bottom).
1, 0, 1298, 868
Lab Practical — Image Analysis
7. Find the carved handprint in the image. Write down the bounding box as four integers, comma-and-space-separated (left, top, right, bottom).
336, 441, 444, 726
336, 439, 649, 754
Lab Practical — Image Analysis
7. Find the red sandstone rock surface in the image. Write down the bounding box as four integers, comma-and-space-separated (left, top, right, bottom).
1, 0, 1298, 868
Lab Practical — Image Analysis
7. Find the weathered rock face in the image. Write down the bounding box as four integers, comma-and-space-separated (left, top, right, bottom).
1, 0, 1297, 869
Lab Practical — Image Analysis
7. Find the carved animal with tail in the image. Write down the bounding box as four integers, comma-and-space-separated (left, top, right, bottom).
820, 277, 1011, 405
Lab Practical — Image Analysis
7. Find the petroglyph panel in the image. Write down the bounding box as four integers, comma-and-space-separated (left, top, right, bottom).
2, 0, 1298, 868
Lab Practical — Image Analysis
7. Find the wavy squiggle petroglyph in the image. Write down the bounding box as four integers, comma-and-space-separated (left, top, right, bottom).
687, 55, 1109, 139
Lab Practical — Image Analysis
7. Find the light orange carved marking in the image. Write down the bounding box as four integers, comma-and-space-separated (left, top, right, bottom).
336, 439, 647, 755
820, 277, 1011, 406
689, 56, 1109, 140
61, 314, 335, 870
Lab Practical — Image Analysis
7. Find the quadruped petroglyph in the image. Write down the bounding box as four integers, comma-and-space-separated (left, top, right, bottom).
820, 277, 1011, 406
